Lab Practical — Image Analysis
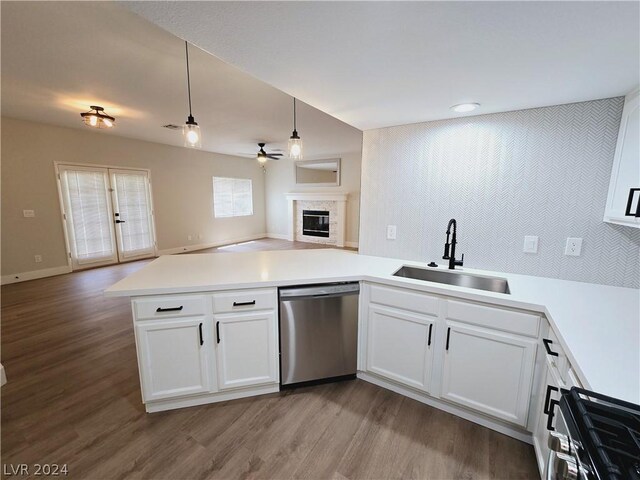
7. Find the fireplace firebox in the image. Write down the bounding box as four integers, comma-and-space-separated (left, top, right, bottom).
302, 210, 330, 238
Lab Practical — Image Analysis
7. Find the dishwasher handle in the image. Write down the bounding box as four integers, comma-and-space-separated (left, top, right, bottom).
279, 283, 359, 299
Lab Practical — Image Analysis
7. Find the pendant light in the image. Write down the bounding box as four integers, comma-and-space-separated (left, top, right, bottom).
183, 41, 202, 148
80, 106, 115, 129
288, 98, 303, 159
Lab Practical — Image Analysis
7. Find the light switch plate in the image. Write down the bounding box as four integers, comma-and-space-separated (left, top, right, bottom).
386, 225, 397, 240
34, 255, 42, 263
23, 209, 35, 218
523, 236, 539, 254
565, 237, 583, 256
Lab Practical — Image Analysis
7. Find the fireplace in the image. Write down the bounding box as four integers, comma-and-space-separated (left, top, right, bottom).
302, 210, 330, 237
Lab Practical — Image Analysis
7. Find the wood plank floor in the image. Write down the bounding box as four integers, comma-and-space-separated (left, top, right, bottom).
1, 239, 539, 479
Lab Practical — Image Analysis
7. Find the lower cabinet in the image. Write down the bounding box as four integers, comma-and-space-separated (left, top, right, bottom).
367, 304, 435, 393
136, 316, 213, 402
215, 310, 278, 390
440, 322, 537, 427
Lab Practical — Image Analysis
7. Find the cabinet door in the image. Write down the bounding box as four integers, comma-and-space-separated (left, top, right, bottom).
367, 304, 436, 393
136, 317, 212, 402
441, 322, 537, 426
604, 91, 640, 227
215, 310, 278, 390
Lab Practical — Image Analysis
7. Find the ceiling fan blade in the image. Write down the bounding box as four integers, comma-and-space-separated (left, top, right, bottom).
268, 153, 284, 156
267, 155, 281, 160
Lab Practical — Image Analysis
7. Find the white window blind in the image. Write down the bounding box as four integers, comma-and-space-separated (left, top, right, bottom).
62, 170, 115, 262
112, 172, 153, 256
213, 177, 253, 218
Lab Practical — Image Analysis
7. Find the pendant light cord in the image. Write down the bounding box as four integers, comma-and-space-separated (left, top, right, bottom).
185, 41, 193, 117
293, 98, 297, 131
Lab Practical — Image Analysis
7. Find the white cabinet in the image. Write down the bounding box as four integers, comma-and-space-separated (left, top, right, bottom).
136, 316, 213, 402
366, 304, 436, 393
604, 88, 640, 228
440, 322, 537, 427
215, 310, 278, 390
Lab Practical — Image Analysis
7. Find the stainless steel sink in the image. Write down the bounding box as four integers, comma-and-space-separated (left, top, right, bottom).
393, 266, 510, 294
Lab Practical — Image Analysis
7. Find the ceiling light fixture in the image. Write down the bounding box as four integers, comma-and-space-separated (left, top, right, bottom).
80, 106, 115, 129
450, 103, 480, 113
183, 41, 202, 148
288, 98, 303, 159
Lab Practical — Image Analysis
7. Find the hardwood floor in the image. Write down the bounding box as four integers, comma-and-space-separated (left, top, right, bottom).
1, 239, 539, 479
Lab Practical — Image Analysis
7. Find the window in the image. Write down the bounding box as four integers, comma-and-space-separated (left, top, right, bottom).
213, 177, 253, 218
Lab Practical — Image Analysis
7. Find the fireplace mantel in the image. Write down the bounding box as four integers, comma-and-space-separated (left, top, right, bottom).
285, 193, 349, 247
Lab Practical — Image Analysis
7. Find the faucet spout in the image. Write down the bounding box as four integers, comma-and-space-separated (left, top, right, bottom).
442, 218, 464, 270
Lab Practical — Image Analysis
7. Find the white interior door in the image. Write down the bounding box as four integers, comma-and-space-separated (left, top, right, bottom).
59, 166, 118, 270
58, 165, 156, 270
110, 169, 155, 260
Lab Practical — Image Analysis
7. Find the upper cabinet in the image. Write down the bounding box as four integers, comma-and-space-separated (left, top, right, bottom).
604, 89, 640, 228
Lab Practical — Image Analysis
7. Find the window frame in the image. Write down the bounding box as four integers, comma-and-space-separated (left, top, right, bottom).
212, 176, 254, 218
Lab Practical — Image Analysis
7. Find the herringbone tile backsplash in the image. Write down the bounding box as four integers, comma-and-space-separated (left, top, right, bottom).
360, 97, 640, 288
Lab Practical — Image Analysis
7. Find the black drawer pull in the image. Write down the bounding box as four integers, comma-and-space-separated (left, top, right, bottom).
624, 188, 640, 217
216, 321, 220, 344
544, 384, 559, 414
543, 338, 559, 357
546, 399, 560, 432
156, 306, 184, 313
233, 300, 256, 307
428, 324, 433, 346
198, 323, 203, 346
445, 327, 451, 351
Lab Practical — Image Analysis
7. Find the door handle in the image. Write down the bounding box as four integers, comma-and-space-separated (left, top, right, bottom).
544, 384, 559, 414
625, 188, 640, 217
198, 323, 203, 346
546, 398, 560, 431
445, 327, 451, 351
543, 338, 559, 357
427, 324, 433, 346
115, 219, 126, 224
216, 321, 220, 344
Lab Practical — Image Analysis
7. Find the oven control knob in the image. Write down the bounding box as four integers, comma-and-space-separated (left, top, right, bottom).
552, 452, 579, 480
548, 431, 571, 454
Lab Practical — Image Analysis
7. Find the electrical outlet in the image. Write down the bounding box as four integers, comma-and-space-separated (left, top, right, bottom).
565, 237, 583, 256
34, 255, 42, 263
523, 236, 538, 254
23, 209, 35, 218
386, 225, 397, 240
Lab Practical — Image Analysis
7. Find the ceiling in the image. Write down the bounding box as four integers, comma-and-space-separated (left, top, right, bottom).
124, 1, 640, 130
0, 2, 362, 158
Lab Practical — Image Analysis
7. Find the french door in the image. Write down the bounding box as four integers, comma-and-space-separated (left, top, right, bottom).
58, 165, 156, 270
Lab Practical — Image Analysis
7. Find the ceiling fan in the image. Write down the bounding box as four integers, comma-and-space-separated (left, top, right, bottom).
255, 143, 283, 163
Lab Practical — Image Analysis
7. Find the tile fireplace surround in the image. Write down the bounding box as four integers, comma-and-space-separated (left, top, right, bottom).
285, 193, 348, 247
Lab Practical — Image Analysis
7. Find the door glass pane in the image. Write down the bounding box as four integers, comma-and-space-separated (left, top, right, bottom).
113, 171, 153, 257
62, 169, 115, 263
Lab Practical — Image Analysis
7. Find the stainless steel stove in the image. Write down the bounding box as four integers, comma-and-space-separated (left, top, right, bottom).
547, 387, 640, 480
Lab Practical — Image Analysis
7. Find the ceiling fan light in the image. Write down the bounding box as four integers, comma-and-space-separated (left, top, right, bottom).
257, 154, 268, 164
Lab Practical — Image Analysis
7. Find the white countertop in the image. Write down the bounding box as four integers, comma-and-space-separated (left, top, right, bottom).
105, 249, 640, 404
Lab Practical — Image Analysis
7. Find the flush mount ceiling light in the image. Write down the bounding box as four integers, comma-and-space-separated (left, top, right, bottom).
450, 103, 481, 113
80, 106, 115, 128
183, 41, 202, 148
288, 98, 303, 159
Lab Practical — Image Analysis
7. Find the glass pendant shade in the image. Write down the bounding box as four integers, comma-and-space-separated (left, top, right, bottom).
80, 106, 115, 129
183, 115, 201, 148
288, 134, 303, 159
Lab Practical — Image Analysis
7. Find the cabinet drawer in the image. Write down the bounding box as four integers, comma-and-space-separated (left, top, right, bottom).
369, 284, 439, 316
445, 300, 539, 338
212, 288, 277, 314
134, 294, 208, 320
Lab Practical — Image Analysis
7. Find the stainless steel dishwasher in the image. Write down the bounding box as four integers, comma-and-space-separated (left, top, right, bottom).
279, 282, 359, 386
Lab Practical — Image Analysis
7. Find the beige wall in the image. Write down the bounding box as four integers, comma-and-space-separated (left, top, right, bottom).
1, 117, 266, 276
264, 151, 362, 245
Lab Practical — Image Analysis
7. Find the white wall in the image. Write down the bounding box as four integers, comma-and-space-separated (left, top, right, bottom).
264, 151, 362, 246
1, 117, 267, 277
359, 98, 640, 288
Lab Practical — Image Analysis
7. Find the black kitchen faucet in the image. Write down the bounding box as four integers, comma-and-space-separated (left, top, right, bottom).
442, 219, 464, 270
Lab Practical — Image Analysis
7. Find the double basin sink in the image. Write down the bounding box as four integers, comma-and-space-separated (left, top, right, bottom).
393, 265, 511, 294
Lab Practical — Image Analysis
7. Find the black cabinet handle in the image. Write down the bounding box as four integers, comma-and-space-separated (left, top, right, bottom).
198, 323, 203, 346
156, 306, 183, 313
544, 384, 559, 414
233, 300, 256, 307
115, 219, 126, 224
546, 398, 560, 431
216, 321, 220, 344
543, 338, 559, 357
446, 327, 451, 351
624, 188, 640, 217
428, 324, 433, 346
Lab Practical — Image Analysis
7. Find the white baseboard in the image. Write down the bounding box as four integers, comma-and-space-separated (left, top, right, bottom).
345, 241, 359, 249
1, 265, 72, 285
157, 233, 268, 256
265, 232, 288, 240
